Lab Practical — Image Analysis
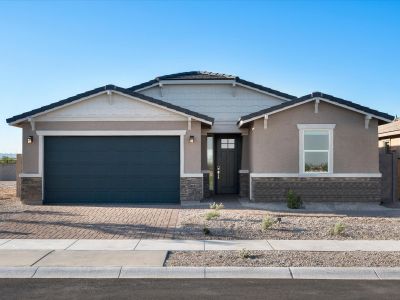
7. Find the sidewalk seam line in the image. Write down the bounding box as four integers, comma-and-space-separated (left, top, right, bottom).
31, 267, 39, 278
65, 239, 79, 250
118, 266, 122, 278
266, 240, 274, 250
133, 239, 141, 250
288, 267, 294, 279
30, 250, 54, 266
373, 268, 381, 280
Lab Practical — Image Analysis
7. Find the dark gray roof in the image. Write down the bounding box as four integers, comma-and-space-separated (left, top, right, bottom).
157, 71, 236, 80
128, 71, 297, 100
6, 85, 214, 124
238, 92, 394, 125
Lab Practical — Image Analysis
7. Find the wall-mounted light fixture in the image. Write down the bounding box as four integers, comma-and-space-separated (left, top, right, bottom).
189, 135, 195, 143
27, 136, 33, 144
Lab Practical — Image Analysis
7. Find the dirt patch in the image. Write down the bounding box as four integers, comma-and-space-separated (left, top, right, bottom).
174, 209, 400, 240
166, 250, 400, 267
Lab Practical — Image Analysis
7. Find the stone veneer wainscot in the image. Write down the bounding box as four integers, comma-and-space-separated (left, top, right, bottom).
180, 177, 203, 201
20, 177, 42, 205
251, 177, 381, 202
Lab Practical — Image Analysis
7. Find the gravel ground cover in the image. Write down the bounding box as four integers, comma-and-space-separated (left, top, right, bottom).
0, 181, 22, 215
165, 250, 400, 267
174, 209, 400, 240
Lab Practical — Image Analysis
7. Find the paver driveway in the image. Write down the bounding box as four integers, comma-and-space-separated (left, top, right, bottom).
0, 182, 179, 239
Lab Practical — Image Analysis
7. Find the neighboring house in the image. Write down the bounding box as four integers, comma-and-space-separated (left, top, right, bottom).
379, 119, 400, 202
6, 71, 394, 205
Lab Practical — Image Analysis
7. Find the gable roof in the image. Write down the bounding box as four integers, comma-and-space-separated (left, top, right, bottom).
6, 85, 214, 125
238, 91, 394, 127
128, 71, 297, 100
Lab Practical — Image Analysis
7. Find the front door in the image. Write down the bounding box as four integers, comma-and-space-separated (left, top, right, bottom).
215, 135, 239, 194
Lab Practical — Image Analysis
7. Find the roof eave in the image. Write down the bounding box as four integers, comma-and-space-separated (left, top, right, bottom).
238, 95, 394, 127
7, 85, 214, 126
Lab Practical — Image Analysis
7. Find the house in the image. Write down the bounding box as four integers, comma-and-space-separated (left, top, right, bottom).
379, 119, 400, 202
6, 71, 394, 205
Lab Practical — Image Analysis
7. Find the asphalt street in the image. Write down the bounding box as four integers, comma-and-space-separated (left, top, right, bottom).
0, 279, 399, 300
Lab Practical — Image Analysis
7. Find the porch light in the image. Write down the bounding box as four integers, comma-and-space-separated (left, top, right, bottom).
189, 135, 195, 143
27, 136, 33, 144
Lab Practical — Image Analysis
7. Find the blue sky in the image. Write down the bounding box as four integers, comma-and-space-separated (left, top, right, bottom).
1, 0, 399, 153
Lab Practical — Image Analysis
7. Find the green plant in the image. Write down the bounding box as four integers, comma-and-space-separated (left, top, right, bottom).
330, 222, 346, 236
287, 190, 303, 209
0, 156, 16, 164
203, 227, 211, 235
209, 202, 224, 210
239, 248, 251, 259
305, 163, 328, 172
205, 210, 220, 221
261, 215, 276, 231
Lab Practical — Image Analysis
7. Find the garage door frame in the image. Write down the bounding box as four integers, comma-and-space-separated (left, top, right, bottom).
36, 130, 197, 203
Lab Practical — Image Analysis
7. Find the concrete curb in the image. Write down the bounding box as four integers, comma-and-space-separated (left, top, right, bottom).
0, 267, 400, 279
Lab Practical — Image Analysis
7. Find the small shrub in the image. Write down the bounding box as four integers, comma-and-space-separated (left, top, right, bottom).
205, 210, 220, 221
261, 215, 276, 231
330, 222, 346, 236
287, 190, 303, 209
203, 227, 211, 235
209, 202, 224, 210
239, 248, 251, 259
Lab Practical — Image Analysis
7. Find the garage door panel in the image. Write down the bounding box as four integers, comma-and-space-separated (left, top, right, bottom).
44, 136, 180, 204
46, 178, 179, 192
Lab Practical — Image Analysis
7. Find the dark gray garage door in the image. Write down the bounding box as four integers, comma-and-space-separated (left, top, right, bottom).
44, 136, 180, 204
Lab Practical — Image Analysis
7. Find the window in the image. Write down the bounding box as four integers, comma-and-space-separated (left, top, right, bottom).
221, 139, 235, 149
298, 124, 335, 174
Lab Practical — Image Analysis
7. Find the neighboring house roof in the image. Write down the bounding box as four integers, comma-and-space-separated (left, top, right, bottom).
238, 91, 394, 126
128, 71, 298, 100
6, 85, 214, 125
379, 119, 400, 138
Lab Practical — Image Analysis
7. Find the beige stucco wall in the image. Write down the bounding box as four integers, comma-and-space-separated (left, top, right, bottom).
248, 101, 379, 173
22, 123, 39, 173
241, 134, 249, 170
21, 120, 202, 174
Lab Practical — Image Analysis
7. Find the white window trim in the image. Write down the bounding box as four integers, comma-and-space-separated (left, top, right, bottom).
297, 124, 335, 175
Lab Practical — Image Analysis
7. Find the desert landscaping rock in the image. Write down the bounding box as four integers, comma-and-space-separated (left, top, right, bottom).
174, 209, 400, 240
165, 251, 400, 267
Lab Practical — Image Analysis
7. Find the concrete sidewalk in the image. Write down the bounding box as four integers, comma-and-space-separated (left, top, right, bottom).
0, 250, 167, 268
1, 239, 400, 251
1, 266, 400, 279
